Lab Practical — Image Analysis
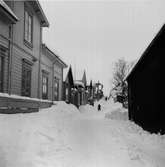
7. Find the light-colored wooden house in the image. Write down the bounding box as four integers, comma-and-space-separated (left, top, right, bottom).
41, 44, 67, 101
0, 0, 49, 98
0, 0, 69, 113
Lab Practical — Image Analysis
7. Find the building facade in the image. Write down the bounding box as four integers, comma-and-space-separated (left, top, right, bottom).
41, 44, 67, 101
0, 0, 49, 98
0, 0, 67, 102
0, 0, 18, 93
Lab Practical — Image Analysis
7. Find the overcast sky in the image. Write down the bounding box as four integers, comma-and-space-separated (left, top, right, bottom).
40, 0, 165, 95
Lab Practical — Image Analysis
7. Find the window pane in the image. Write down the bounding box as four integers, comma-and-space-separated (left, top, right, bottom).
25, 11, 28, 41
24, 10, 32, 44
28, 16, 32, 43
42, 73, 48, 99
22, 61, 32, 97
0, 57, 3, 92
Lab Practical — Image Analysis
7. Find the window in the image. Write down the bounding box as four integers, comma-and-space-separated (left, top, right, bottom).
24, 6, 33, 45
21, 59, 32, 97
0, 46, 7, 93
54, 77, 59, 101
42, 71, 48, 99
0, 56, 4, 92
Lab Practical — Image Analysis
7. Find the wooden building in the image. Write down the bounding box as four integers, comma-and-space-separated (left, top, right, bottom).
0, 0, 18, 93
0, 0, 49, 98
63, 66, 74, 104
63, 68, 90, 108
41, 44, 67, 101
125, 24, 165, 134
0, 1, 67, 100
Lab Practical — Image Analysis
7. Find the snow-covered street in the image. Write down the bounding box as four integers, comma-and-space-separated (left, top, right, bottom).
0, 100, 165, 167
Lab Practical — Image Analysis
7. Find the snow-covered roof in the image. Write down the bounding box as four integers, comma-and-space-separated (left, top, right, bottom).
125, 23, 165, 81
42, 44, 67, 68
124, 59, 139, 81
74, 80, 85, 87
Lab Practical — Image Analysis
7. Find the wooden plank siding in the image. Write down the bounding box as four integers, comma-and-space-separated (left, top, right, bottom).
126, 24, 165, 134
41, 44, 67, 101
0, 1, 68, 114
54, 63, 63, 100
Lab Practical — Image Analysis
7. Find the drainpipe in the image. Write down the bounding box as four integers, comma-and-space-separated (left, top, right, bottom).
8, 23, 14, 95
61, 67, 64, 101
38, 25, 42, 99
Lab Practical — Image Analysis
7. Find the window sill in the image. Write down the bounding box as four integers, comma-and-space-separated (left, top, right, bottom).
24, 40, 33, 50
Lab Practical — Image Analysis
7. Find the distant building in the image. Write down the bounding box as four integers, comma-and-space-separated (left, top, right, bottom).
93, 81, 104, 101
125, 24, 165, 134
63, 66, 74, 104
63, 68, 93, 107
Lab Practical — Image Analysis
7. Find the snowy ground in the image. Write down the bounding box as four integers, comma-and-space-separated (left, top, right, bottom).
0, 100, 165, 167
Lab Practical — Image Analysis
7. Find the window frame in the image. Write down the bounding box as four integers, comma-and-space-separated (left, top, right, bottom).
24, 4, 33, 48
0, 55, 4, 92
54, 77, 59, 101
42, 71, 49, 99
21, 59, 32, 97
0, 45, 7, 93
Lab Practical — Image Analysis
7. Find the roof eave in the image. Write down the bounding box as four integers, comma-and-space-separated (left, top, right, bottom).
0, 1, 18, 23
125, 24, 165, 81
32, 0, 49, 27
42, 44, 68, 68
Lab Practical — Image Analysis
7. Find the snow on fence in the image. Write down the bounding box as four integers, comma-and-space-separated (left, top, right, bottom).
0, 93, 53, 114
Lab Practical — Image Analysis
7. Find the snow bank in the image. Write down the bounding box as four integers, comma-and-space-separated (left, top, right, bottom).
105, 108, 128, 120
94, 99, 123, 113
79, 104, 96, 113
53, 101, 79, 113
0, 101, 80, 167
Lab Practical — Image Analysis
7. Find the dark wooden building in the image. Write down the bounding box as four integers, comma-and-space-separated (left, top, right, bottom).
63, 68, 91, 108
125, 24, 165, 134
63, 66, 74, 104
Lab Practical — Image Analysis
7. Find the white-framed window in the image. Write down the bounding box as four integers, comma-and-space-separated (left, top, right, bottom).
21, 59, 32, 97
0, 55, 4, 92
42, 71, 48, 99
65, 87, 69, 101
0, 45, 7, 93
54, 77, 59, 101
24, 6, 33, 45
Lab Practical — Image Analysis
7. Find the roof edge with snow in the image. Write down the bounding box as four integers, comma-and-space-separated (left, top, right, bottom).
42, 43, 68, 68
125, 23, 165, 81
